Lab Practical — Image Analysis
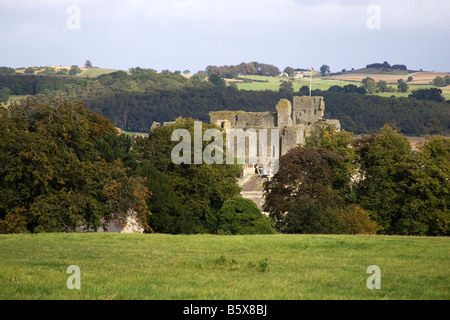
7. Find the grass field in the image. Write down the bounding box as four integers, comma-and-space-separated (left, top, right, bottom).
232, 75, 450, 100
0, 233, 448, 300
234, 75, 357, 92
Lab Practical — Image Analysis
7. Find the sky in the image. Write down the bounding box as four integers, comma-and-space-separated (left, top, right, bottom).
1, 0, 449, 73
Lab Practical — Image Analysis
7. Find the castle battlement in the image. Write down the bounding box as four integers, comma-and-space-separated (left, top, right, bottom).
209, 96, 340, 159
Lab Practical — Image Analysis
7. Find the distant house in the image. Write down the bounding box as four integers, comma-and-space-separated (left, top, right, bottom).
294, 72, 304, 79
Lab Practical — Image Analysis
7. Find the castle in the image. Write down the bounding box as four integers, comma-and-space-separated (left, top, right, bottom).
209, 96, 340, 175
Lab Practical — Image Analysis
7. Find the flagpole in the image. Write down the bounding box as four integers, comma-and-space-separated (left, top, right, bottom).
310, 67, 312, 97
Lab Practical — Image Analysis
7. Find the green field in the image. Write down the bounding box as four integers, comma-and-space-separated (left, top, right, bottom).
79, 67, 121, 78
0, 233, 448, 300
233, 75, 450, 100
234, 75, 357, 92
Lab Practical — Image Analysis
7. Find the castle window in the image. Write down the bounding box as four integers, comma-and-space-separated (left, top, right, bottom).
314, 109, 317, 115
221, 121, 225, 128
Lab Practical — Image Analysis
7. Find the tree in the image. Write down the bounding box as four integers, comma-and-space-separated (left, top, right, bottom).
183, 70, 190, 75
24, 67, 35, 74
362, 77, 377, 94
445, 75, 450, 85
216, 197, 275, 235
56, 68, 69, 76
135, 163, 194, 234
409, 88, 445, 102
279, 80, 294, 94
304, 122, 358, 200
376, 80, 388, 92
356, 125, 415, 234
284, 67, 295, 77
133, 118, 242, 233
320, 65, 330, 76
398, 81, 409, 92
338, 205, 379, 234
283, 189, 345, 234
433, 76, 446, 87
0, 87, 10, 102
85, 60, 93, 68
263, 146, 343, 229
0, 99, 150, 234
408, 136, 449, 235
299, 85, 310, 96
0, 67, 16, 75
208, 74, 226, 87
40, 67, 56, 75
407, 76, 413, 82
69, 65, 82, 76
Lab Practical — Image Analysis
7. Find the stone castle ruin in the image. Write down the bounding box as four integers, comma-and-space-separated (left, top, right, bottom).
209, 95, 340, 211
151, 96, 340, 212
209, 96, 340, 175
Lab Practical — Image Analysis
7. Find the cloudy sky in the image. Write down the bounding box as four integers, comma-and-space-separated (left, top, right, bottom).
1, 0, 449, 73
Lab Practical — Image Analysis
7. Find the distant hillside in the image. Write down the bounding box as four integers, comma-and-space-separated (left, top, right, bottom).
328, 71, 450, 84
14, 66, 121, 78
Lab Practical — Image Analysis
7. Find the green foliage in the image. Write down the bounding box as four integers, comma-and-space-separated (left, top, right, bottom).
304, 122, 358, 201
0, 87, 10, 102
283, 189, 345, 234
133, 118, 242, 233
56, 68, 69, 76
0, 99, 150, 234
397, 81, 409, 92
216, 197, 275, 235
355, 126, 449, 235
279, 80, 294, 94
409, 88, 445, 102
206, 62, 280, 78
94, 133, 137, 172
356, 125, 415, 233
316, 90, 449, 136
320, 65, 330, 76
338, 205, 379, 235
284, 67, 295, 77
433, 76, 447, 87
135, 163, 194, 234
299, 85, 310, 96
24, 67, 35, 74
362, 77, 377, 94
69, 65, 82, 76
40, 67, 56, 76
208, 74, 226, 87
376, 80, 388, 92
0, 67, 16, 75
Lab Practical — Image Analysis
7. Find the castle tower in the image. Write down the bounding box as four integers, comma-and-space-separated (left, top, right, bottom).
275, 99, 293, 127
292, 96, 325, 124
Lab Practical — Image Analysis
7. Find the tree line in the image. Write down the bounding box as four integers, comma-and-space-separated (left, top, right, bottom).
264, 123, 449, 236
0, 99, 272, 235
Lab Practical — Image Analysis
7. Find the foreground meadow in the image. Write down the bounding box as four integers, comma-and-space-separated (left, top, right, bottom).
0, 233, 448, 300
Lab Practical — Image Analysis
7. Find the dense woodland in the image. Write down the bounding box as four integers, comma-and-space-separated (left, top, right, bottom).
0, 70, 448, 136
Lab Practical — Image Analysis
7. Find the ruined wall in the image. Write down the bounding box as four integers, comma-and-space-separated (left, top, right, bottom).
209, 111, 276, 129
